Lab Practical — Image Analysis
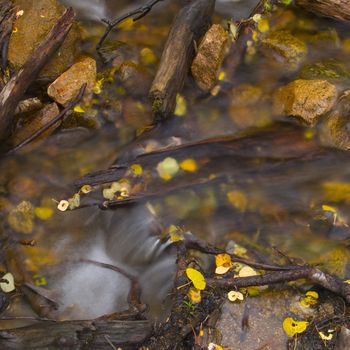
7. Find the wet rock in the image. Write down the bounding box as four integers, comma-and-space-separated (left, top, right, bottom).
7, 201, 35, 234
261, 30, 307, 69
273, 79, 337, 125
119, 61, 152, 97
8, 0, 80, 81
319, 90, 350, 151
47, 57, 97, 106
300, 59, 350, 82
12, 103, 60, 147
191, 24, 228, 91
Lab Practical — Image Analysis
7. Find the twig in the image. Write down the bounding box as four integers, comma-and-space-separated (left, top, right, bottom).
0, 0, 15, 74
6, 83, 86, 155
96, 0, 164, 50
0, 7, 75, 142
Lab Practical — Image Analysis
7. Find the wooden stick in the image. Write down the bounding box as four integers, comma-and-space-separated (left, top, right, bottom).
149, 0, 215, 122
0, 7, 75, 142
296, 0, 350, 22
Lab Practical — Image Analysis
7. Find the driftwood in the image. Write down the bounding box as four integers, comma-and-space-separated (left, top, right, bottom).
149, 0, 215, 122
296, 0, 350, 22
0, 320, 151, 350
0, 7, 75, 142
0, 0, 14, 91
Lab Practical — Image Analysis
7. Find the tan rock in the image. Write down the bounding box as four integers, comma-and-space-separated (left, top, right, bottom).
273, 79, 337, 125
47, 57, 96, 106
191, 24, 228, 91
7, 201, 35, 234
8, 0, 80, 80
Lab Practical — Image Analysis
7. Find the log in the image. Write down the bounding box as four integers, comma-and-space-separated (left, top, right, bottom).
149, 0, 215, 122
0, 319, 151, 350
0, 7, 75, 142
296, 0, 350, 22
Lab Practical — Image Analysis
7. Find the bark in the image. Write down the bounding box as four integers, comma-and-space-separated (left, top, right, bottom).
149, 0, 215, 122
296, 0, 350, 22
0, 7, 75, 142
0, 320, 151, 350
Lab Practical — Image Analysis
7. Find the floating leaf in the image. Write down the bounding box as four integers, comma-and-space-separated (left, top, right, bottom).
68, 193, 80, 210
157, 157, 179, 181
0, 272, 15, 293
180, 159, 198, 173
186, 268, 206, 290
188, 287, 201, 304
228, 290, 244, 302
103, 188, 115, 200
80, 185, 92, 194
283, 317, 309, 337
131, 164, 143, 176
57, 200, 69, 212
35, 207, 54, 221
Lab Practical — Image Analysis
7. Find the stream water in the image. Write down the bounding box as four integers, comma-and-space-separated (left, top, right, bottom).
1, 0, 350, 333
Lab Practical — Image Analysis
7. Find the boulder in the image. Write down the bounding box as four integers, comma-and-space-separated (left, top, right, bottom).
273, 79, 337, 125
8, 0, 80, 81
191, 24, 228, 91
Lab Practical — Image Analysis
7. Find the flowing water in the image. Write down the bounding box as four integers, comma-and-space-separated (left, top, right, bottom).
1, 0, 350, 329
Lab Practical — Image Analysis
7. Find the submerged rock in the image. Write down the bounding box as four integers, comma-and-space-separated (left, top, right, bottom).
191, 24, 228, 91
300, 59, 350, 82
7, 201, 35, 234
273, 79, 337, 125
319, 90, 350, 151
8, 0, 80, 81
48, 57, 97, 106
261, 30, 307, 69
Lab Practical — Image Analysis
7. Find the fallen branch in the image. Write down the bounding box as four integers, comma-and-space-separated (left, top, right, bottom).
97, 0, 165, 50
0, 0, 14, 74
0, 7, 75, 142
6, 83, 86, 155
295, 0, 350, 22
149, 0, 215, 122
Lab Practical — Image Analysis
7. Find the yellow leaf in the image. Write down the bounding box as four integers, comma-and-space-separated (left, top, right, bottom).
35, 207, 54, 221
103, 188, 115, 200
300, 290, 319, 307
257, 18, 269, 33
174, 94, 187, 116
228, 290, 244, 302
157, 157, 179, 181
215, 253, 232, 268
130, 164, 143, 176
188, 287, 201, 304
319, 330, 334, 340
208, 343, 224, 350
322, 204, 337, 213
283, 317, 309, 337
73, 105, 85, 113
345, 279, 350, 284
180, 159, 198, 173
93, 78, 104, 94
186, 268, 206, 290
218, 71, 225, 81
